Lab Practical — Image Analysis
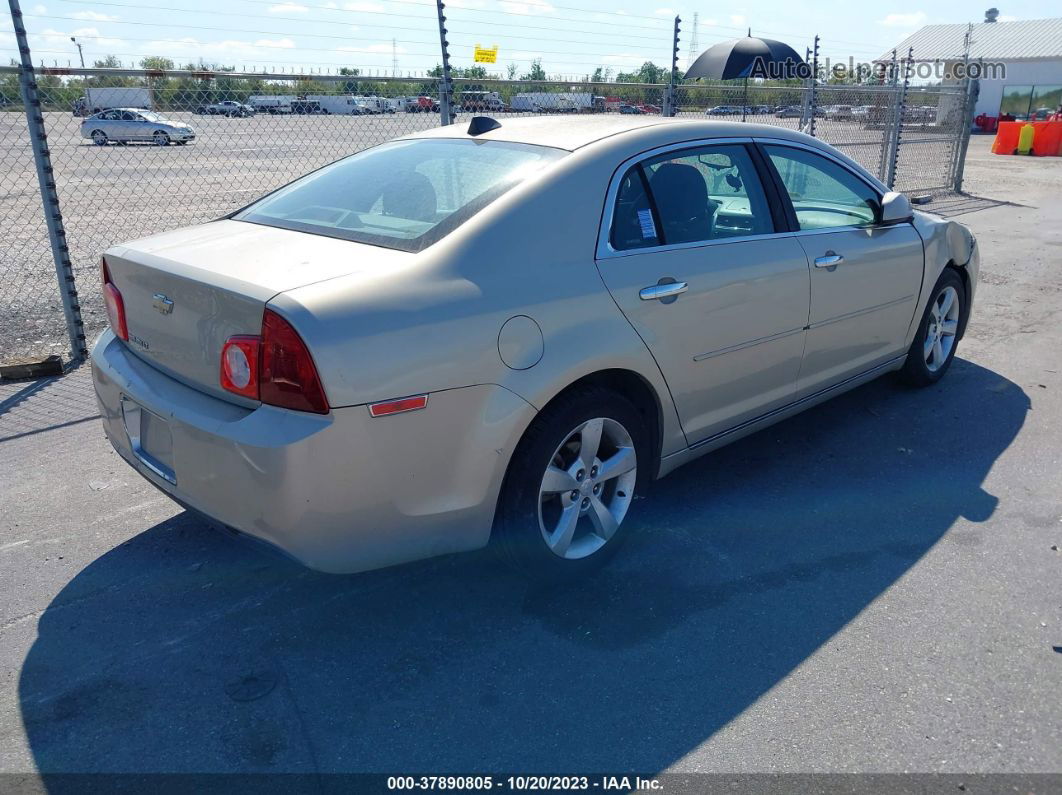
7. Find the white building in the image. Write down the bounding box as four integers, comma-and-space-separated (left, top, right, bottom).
880, 12, 1062, 122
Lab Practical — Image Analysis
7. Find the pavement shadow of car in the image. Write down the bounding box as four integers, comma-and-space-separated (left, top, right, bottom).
18, 359, 1028, 776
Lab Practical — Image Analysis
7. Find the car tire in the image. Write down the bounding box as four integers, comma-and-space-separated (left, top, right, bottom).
493, 387, 649, 581
153, 131, 170, 146
899, 269, 965, 387
90, 130, 107, 146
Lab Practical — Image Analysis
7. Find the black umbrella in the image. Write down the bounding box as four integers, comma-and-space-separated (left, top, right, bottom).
685, 34, 809, 121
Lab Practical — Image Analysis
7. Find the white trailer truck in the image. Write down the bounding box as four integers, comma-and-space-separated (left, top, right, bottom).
74, 87, 152, 116
511, 92, 599, 113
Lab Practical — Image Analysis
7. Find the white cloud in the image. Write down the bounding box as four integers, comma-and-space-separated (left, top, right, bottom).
654, 7, 677, 16
31, 4, 48, 13
877, 12, 927, 28
600, 52, 644, 68
268, 2, 308, 12
343, 1, 384, 10
71, 10, 118, 21
729, 14, 747, 27
254, 38, 296, 48
36, 26, 124, 49
498, 0, 555, 16
337, 42, 407, 54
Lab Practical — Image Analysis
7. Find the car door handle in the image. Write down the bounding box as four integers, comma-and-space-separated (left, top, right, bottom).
814, 252, 844, 268
639, 282, 688, 301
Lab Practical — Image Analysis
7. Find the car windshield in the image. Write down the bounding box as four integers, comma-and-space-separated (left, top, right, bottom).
234, 138, 566, 252
139, 111, 161, 121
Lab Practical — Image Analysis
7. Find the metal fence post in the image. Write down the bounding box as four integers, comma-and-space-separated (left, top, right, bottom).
434, 0, 455, 125
664, 15, 681, 117
877, 50, 898, 183
807, 35, 820, 137
952, 77, 978, 192
8, 0, 86, 366
884, 48, 913, 190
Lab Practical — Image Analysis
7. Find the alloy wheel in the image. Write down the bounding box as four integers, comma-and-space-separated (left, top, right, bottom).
537, 417, 637, 560
924, 285, 960, 372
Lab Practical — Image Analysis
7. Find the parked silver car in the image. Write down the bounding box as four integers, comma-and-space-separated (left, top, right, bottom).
80, 108, 196, 146
91, 116, 978, 577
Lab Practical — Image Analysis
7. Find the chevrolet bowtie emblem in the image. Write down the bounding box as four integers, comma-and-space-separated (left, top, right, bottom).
152, 293, 174, 315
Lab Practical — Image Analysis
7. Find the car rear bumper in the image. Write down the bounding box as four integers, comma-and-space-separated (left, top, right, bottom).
91, 329, 535, 573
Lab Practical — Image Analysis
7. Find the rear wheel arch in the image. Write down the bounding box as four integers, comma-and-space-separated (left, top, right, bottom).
513, 368, 664, 485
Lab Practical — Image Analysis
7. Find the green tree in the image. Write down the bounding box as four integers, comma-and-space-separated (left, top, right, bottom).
93, 54, 122, 68
520, 59, 545, 81
616, 61, 667, 84
140, 56, 175, 71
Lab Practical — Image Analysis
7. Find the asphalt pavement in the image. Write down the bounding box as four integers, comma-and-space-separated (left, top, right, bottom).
0, 135, 1060, 781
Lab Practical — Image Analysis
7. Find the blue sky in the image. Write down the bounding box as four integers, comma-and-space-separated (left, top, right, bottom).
4, 0, 1055, 78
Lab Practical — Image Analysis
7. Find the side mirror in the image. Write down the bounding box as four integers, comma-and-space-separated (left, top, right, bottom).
880, 191, 914, 225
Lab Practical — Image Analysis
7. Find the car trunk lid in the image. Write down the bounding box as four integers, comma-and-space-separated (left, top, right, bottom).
103, 219, 409, 401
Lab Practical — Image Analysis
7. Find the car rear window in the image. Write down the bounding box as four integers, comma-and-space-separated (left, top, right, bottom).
234, 138, 566, 253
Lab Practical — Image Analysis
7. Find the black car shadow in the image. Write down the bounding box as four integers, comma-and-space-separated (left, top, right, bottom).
18, 359, 1027, 776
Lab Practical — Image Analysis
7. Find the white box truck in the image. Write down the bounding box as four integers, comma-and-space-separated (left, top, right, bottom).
74, 87, 152, 116
248, 95, 294, 114
352, 96, 393, 114
306, 95, 360, 115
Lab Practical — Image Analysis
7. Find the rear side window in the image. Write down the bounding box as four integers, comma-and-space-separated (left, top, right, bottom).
235, 138, 565, 253
764, 145, 881, 230
610, 144, 773, 251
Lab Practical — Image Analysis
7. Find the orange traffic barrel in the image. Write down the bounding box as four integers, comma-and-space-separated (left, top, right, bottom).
992, 121, 1021, 154
1032, 121, 1062, 156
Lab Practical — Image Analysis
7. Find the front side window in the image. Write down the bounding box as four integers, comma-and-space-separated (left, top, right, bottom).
235, 138, 565, 253
764, 145, 881, 230
609, 143, 773, 251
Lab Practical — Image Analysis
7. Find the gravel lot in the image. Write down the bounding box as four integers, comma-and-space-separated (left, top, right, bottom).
1, 108, 960, 363
1, 133, 1058, 784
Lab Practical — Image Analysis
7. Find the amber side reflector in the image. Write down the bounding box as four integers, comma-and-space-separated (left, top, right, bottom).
368, 395, 428, 418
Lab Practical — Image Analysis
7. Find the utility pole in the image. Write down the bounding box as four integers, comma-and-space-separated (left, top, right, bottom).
70, 36, 84, 68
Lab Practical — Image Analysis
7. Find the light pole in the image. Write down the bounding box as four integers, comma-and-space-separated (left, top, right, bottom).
70, 36, 84, 67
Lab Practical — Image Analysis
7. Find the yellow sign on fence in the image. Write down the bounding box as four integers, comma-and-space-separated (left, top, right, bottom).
474, 44, 498, 64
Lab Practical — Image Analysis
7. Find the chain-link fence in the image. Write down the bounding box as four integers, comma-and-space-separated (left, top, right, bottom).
0, 64, 973, 369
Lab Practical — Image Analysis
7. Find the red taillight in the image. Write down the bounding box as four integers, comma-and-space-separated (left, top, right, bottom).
101, 257, 128, 341
220, 310, 329, 413
260, 310, 329, 414
220, 336, 260, 399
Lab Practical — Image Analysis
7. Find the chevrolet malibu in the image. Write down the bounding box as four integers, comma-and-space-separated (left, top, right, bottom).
91, 116, 979, 578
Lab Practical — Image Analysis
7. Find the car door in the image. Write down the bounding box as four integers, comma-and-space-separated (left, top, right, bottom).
761, 143, 924, 397
98, 110, 121, 137
127, 111, 154, 141
595, 141, 811, 446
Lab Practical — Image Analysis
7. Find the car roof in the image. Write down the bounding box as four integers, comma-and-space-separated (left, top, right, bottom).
403, 115, 821, 153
